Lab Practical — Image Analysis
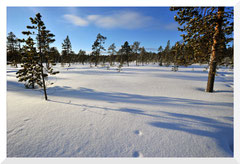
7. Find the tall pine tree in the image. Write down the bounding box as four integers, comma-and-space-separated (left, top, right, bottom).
62, 35, 72, 67
139, 47, 146, 66
120, 41, 132, 66
108, 43, 117, 66
170, 7, 233, 92
157, 46, 163, 66
17, 13, 59, 100
131, 41, 141, 66
92, 33, 107, 66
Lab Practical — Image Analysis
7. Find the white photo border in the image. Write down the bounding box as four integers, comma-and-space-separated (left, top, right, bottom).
1, 0, 239, 164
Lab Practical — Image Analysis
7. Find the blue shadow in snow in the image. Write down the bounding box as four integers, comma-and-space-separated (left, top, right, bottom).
149, 111, 233, 157
8, 79, 233, 157
47, 86, 233, 109
195, 87, 233, 93
7, 80, 233, 110
155, 72, 233, 83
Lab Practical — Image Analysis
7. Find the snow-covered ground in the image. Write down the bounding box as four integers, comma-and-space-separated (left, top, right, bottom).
7, 63, 233, 157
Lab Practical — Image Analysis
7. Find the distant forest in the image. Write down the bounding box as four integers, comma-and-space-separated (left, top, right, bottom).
7, 31, 233, 69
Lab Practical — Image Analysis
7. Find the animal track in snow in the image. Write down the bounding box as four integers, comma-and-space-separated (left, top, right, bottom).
8, 119, 31, 136
24, 118, 31, 122
133, 151, 143, 157
7, 129, 15, 134
7, 124, 25, 136
134, 130, 143, 136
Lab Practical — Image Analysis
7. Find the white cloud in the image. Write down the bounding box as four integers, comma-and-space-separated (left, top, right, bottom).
63, 11, 153, 29
94, 11, 153, 29
87, 15, 100, 21
63, 14, 89, 26
164, 23, 179, 30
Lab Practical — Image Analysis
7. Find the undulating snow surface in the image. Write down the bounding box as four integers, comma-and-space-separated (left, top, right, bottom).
7, 63, 233, 157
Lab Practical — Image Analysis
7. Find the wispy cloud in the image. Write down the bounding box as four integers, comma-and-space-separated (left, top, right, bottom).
63, 11, 153, 29
63, 14, 89, 26
164, 22, 179, 30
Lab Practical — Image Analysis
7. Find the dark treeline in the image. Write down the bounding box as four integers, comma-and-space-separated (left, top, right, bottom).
7, 33, 233, 69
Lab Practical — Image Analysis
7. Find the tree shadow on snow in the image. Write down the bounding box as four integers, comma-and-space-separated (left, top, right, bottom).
45, 86, 233, 156
7, 80, 233, 110
8, 80, 233, 156
148, 111, 233, 157
45, 86, 232, 109
8, 81, 232, 110
156, 73, 233, 83
48, 97, 234, 157
195, 87, 233, 93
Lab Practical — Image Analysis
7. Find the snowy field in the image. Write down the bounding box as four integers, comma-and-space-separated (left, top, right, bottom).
7, 63, 233, 157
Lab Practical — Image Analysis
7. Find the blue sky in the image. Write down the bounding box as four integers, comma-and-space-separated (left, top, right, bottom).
7, 7, 183, 54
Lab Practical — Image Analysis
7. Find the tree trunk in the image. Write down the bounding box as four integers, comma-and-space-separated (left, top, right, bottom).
40, 55, 48, 100
206, 7, 224, 92
38, 28, 48, 100
95, 54, 98, 67
32, 72, 35, 89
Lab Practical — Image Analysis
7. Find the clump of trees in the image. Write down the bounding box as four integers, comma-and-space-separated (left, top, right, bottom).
7, 32, 22, 67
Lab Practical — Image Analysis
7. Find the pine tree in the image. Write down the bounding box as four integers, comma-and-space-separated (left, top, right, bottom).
108, 43, 116, 66
7, 32, 21, 67
62, 35, 72, 67
16, 37, 42, 89
18, 13, 59, 100
40, 28, 56, 69
170, 7, 233, 92
163, 40, 171, 66
139, 47, 146, 66
92, 33, 107, 66
157, 46, 163, 66
131, 41, 141, 66
120, 41, 132, 66
49, 47, 60, 64
78, 49, 87, 65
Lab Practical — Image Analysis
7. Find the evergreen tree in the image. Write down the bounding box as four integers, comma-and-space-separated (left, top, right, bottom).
131, 41, 141, 66
92, 33, 107, 66
120, 41, 132, 66
18, 13, 59, 100
16, 37, 42, 89
108, 43, 116, 66
40, 28, 56, 69
48, 47, 60, 64
157, 46, 163, 66
78, 49, 87, 65
7, 32, 21, 67
62, 35, 72, 67
170, 7, 233, 92
163, 40, 171, 66
116, 49, 123, 66
139, 47, 146, 66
